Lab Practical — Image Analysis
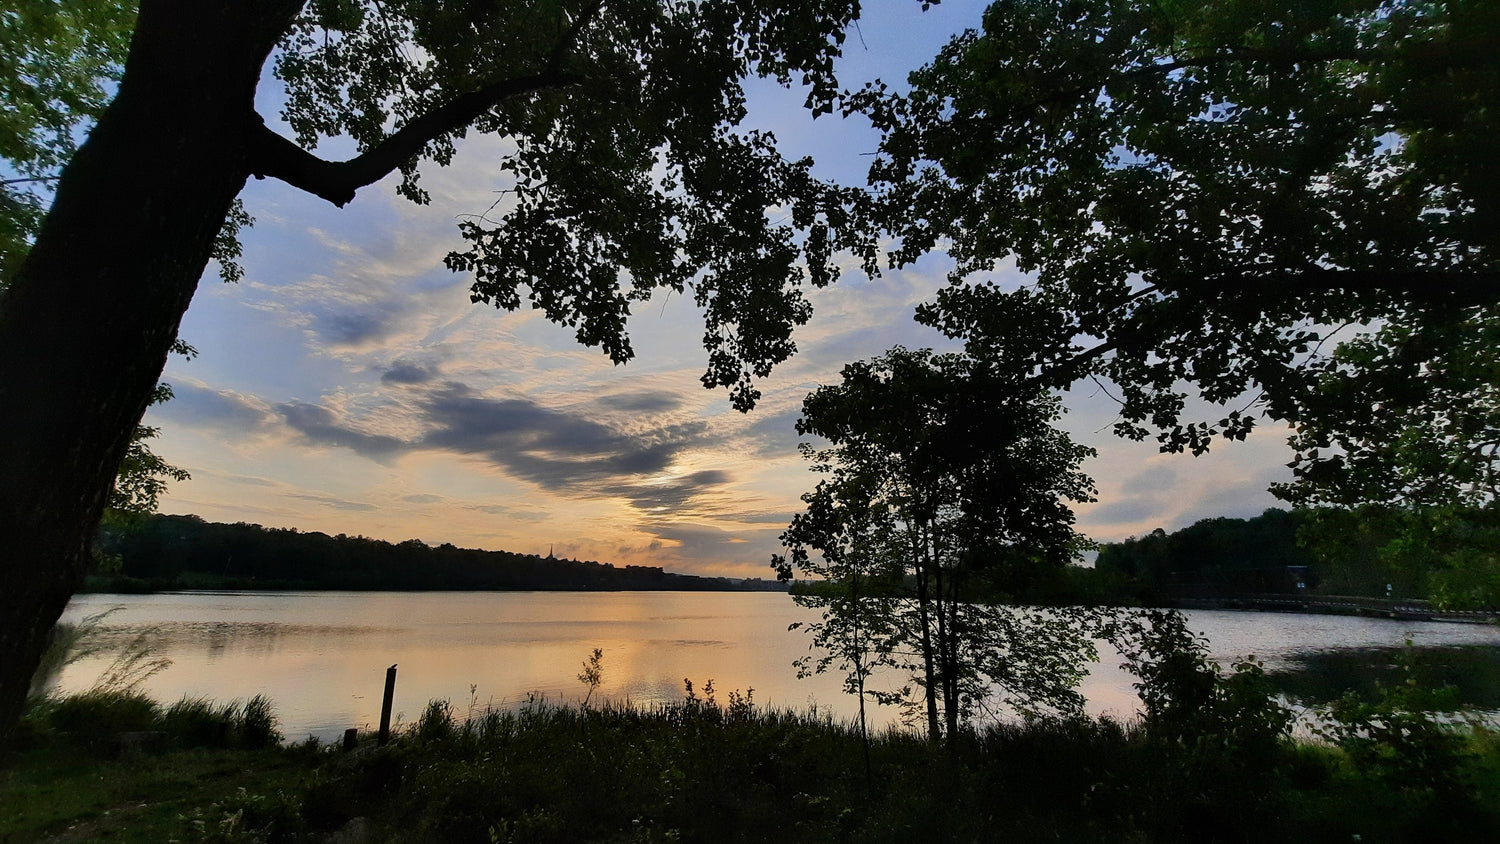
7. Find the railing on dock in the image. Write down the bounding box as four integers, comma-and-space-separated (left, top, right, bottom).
1167, 593, 1499, 624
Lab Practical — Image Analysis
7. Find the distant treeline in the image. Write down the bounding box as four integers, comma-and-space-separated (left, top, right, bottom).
1101, 505, 1500, 609
1095, 508, 1318, 602
88, 514, 785, 594
789, 508, 1408, 608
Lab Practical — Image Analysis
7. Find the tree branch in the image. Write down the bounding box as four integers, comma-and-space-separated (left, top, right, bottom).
1174, 268, 1500, 309
247, 0, 607, 206
1019, 269, 1499, 391
0, 176, 61, 187
247, 69, 576, 207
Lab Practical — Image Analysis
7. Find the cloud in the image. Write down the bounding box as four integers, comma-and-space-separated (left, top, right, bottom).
600, 470, 733, 516
1120, 465, 1178, 495
740, 407, 804, 457
596, 391, 683, 413
156, 383, 272, 433
382, 359, 440, 385
1081, 498, 1165, 527
417, 383, 714, 493
402, 493, 444, 503
737, 510, 797, 525
466, 503, 549, 521
286, 491, 377, 512
224, 474, 277, 487
278, 401, 408, 459
632, 520, 783, 569
1179, 475, 1285, 525
313, 304, 404, 347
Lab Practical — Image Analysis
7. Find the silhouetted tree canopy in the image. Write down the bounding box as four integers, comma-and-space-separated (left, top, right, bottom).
776, 346, 1101, 740
858, 0, 1498, 466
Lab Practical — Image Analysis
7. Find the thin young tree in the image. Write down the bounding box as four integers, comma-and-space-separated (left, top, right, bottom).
777, 346, 1101, 741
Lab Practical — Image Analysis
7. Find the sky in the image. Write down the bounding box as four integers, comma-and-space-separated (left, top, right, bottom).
144, 1, 1297, 579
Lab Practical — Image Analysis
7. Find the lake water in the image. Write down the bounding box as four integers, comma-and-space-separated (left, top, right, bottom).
50, 591, 1500, 743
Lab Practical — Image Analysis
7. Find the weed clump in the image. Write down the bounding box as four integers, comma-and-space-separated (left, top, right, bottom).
21, 689, 281, 753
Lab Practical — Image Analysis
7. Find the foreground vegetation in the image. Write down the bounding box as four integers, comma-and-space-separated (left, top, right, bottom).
5, 677, 1500, 843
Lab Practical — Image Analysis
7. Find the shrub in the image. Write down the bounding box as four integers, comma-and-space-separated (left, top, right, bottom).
239, 694, 281, 749
161, 696, 237, 748
1316, 643, 1487, 800
45, 689, 161, 742
1112, 609, 1292, 764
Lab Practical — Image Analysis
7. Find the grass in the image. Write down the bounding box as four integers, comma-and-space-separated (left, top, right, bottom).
4, 686, 1500, 842
3, 690, 304, 842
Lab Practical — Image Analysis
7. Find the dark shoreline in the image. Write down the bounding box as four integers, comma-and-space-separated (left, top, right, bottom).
78, 576, 788, 595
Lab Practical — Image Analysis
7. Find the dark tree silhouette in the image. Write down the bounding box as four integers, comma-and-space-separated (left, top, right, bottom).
860, 0, 1498, 459
776, 346, 1101, 741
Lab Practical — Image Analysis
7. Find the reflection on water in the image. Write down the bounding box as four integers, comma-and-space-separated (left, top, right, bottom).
1269, 645, 1500, 711
55, 592, 1500, 742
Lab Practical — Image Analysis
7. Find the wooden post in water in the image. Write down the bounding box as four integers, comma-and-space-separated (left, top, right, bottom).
343, 727, 358, 751
378, 664, 397, 747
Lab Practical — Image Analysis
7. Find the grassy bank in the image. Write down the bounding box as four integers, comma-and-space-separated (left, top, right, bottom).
5, 686, 1500, 843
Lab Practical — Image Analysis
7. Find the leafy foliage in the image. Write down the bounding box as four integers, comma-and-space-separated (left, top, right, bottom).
1110, 610, 1292, 765
776, 346, 1101, 738
856, 0, 1499, 459
1313, 640, 1499, 815
0, 0, 135, 286
0, 1, 252, 288
576, 647, 604, 706
1299, 504, 1500, 608
105, 385, 191, 517
1277, 313, 1500, 510
270, 0, 882, 411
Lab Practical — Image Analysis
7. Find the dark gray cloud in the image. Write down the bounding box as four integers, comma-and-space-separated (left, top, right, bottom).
600, 470, 732, 515
382, 359, 439, 386
417, 384, 713, 492
222, 380, 731, 512
155, 383, 270, 433
741, 407, 805, 457
596, 391, 683, 413
314, 304, 400, 346
278, 402, 407, 459
633, 520, 780, 565
402, 493, 444, 503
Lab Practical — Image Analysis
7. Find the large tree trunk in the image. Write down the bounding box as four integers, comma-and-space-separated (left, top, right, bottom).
0, 0, 299, 751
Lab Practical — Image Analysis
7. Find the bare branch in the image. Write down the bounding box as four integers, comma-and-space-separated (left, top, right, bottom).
0, 176, 61, 187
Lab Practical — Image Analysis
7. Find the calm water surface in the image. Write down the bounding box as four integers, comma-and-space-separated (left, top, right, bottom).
53, 591, 1500, 742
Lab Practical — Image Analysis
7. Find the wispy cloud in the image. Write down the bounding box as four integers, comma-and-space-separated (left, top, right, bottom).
286, 491, 377, 512
157, 382, 273, 433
